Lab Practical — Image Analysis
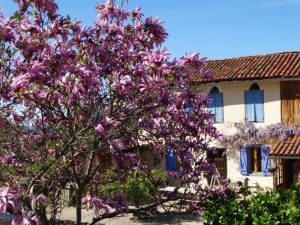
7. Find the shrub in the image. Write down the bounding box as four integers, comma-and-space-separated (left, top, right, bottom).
101, 169, 167, 207
203, 184, 300, 225
202, 188, 251, 225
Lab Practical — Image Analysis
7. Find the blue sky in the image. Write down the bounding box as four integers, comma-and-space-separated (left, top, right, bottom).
1, 0, 300, 60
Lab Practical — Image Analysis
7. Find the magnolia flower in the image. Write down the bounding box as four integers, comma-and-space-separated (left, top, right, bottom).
31, 215, 42, 225
110, 192, 128, 212
131, 7, 142, 20
12, 215, 23, 225
144, 17, 168, 46
0, 200, 7, 213
179, 53, 202, 66
167, 171, 181, 179
109, 139, 125, 150
36, 194, 48, 205
82, 196, 111, 218
91, 197, 110, 218
0, 155, 17, 166
106, 0, 113, 7
61, 73, 72, 90
0, 187, 21, 214
112, 75, 133, 91
11, 74, 29, 90
94, 123, 105, 134
29, 62, 45, 80
102, 117, 121, 127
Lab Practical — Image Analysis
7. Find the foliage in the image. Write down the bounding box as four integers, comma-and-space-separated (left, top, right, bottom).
203, 184, 300, 225
101, 169, 167, 207
202, 188, 251, 225
0, 0, 219, 224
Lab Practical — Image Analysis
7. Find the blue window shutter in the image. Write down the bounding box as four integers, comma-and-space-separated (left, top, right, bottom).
254, 91, 264, 122
214, 93, 224, 123
261, 145, 271, 176
245, 91, 255, 122
240, 146, 249, 175
183, 102, 192, 115
207, 93, 216, 120
166, 146, 176, 171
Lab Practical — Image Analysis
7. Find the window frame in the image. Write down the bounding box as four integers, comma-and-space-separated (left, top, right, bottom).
240, 144, 271, 176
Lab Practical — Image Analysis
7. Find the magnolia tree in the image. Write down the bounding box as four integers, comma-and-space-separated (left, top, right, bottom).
0, 0, 219, 224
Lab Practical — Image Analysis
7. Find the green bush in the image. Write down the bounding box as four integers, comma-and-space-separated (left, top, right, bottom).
203, 184, 300, 225
202, 188, 251, 225
101, 169, 167, 207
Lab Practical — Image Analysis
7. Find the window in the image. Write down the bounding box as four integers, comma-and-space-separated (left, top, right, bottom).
274, 160, 284, 187
245, 83, 264, 122
208, 87, 224, 123
249, 146, 262, 173
240, 145, 271, 176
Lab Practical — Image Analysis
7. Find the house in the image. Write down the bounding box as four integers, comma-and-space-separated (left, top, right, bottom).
190, 51, 300, 191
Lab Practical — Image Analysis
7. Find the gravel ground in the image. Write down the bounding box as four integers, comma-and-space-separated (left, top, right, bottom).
0, 209, 205, 225
58, 208, 205, 225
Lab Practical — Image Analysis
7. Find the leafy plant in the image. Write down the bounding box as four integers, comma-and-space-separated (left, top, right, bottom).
203, 188, 251, 225
203, 184, 300, 225
101, 169, 167, 207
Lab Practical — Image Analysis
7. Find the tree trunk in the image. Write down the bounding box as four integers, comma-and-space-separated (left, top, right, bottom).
38, 206, 49, 225
76, 189, 83, 225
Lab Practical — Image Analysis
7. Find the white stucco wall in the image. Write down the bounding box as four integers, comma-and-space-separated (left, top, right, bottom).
200, 80, 281, 190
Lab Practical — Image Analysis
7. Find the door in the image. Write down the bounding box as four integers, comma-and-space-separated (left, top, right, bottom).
292, 160, 300, 184
207, 148, 227, 180
277, 159, 295, 189
283, 159, 294, 188
281, 81, 300, 125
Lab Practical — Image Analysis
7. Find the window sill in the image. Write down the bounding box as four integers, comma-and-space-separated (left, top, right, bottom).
249, 173, 263, 177
248, 173, 271, 177
213, 122, 224, 124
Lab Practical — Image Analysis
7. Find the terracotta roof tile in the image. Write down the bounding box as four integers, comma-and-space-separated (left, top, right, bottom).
191, 51, 300, 83
270, 136, 300, 157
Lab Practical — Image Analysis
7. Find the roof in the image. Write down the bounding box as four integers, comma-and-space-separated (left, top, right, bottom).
269, 136, 300, 157
191, 51, 300, 83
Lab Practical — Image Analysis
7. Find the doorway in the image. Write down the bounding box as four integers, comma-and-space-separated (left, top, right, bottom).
275, 159, 300, 189
207, 148, 227, 180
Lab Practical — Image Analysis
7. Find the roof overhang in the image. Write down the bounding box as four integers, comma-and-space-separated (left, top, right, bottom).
269, 155, 300, 159
269, 135, 300, 159
193, 77, 300, 86
190, 51, 300, 85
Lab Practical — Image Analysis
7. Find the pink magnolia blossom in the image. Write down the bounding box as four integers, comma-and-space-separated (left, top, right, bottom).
82, 195, 111, 218
94, 123, 105, 134
101, 117, 121, 127
109, 139, 125, 150
36, 194, 48, 205
0, 188, 21, 214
